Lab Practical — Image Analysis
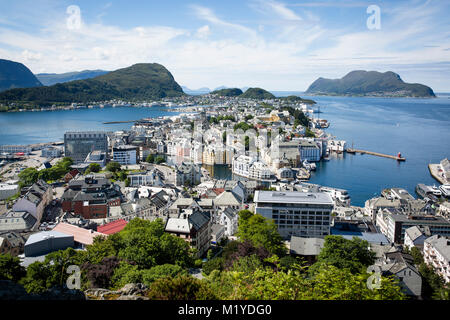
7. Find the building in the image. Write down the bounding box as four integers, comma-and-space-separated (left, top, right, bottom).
423, 235, 450, 283
64, 131, 108, 164
165, 210, 211, 258
97, 219, 128, 235
232, 155, 272, 181
128, 169, 164, 187
12, 180, 52, 224
24, 231, 74, 257
365, 197, 402, 221
219, 207, 238, 237
0, 145, 32, 154
254, 190, 334, 239
61, 176, 122, 219
289, 236, 324, 264
298, 140, 321, 162
53, 222, 107, 247
0, 232, 25, 256
382, 214, 450, 244
84, 150, 107, 167
404, 226, 430, 250
113, 145, 139, 165
0, 211, 37, 232
0, 182, 19, 201
175, 162, 202, 186
379, 251, 422, 297
41, 146, 62, 158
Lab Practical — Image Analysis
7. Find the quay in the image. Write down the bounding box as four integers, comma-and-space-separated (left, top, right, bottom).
346, 148, 406, 161
103, 120, 137, 124
428, 163, 448, 184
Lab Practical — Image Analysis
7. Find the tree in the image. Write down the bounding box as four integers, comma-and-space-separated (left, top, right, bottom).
310, 236, 376, 275
140, 264, 187, 286
106, 161, 121, 173
154, 156, 165, 164
237, 211, 286, 257
0, 254, 26, 282
88, 163, 101, 173
146, 275, 216, 300
202, 257, 225, 275
18, 167, 39, 186
145, 154, 155, 163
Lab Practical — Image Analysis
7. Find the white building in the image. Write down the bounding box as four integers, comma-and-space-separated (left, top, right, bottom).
404, 226, 430, 250
298, 140, 321, 162
254, 190, 334, 239
41, 147, 62, 158
232, 155, 272, 181
0, 182, 19, 201
423, 235, 450, 283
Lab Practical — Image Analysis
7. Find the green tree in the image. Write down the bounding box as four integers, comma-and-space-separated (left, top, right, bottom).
0, 253, 26, 282
310, 236, 376, 275
146, 275, 216, 300
18, 167, 39, 186
88, 163, 101, 173
106, 161, 121, 173
154, 156, 165, 164
140, 264, 187, 286
202, 257, 225, 276
237, 211, 286, 257
145, 154, 155, 163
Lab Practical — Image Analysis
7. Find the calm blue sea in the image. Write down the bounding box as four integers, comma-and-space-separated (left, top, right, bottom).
0, 95, 449, 206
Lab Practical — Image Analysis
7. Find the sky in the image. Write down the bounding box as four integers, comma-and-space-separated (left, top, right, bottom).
0, 0, 449, 91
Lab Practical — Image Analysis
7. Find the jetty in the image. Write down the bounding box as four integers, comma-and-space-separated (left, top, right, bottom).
346, 148, 406, 161
103, 120, 137, 124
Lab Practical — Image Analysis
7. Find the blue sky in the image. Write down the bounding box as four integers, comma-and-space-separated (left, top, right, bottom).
0, 0, 449, 91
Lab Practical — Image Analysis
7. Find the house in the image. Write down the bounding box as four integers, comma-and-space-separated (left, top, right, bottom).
165, 210, 212, 258
53, 222, 107, 247
423, 235, 450, 283
211, 223, 226, 244
378, 251, 422, 298
0, 182, 20, 201
64, 169, 80, 183
24, 231, 74, 257
13, 180, 52, 224
404, 226, 431, 250
219, 207, 238, 237
0, 232, 25, 256
214, 191, 242, 211
289, 236, 324, 264
97, 219, 128, 235
0, 211, 37, 232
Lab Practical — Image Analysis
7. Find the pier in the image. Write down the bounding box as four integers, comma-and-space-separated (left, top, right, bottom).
346, 148, 406, 161
103, 120, 137, 124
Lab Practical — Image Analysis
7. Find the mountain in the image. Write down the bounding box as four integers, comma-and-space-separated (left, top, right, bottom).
0, 63, 185, 106
280, 95, 316, 105
36, 70, 109, 86
306, 70, 435, 97
240, 87, 276, 99
210, 88, 243, 96
0, 59, 43, 92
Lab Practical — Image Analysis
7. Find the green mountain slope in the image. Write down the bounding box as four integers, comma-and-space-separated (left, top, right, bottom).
36, 70, 109, 86
240, 87, 276, 99
0, 63, 184, 105
210, 88, 243, 96
306, 70, 435, 97
0, 59, 43, 92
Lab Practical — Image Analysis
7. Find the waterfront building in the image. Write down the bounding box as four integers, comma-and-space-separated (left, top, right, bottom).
423, 235, 450, 283
232, 154, 272, 180
64, 131, 108, 164
0, 145, 32, 154
0, 182, 20, 201
254, 190, 334, 239
298, 140, 321, 162
113, 145, 138, 165
41, 146, 62, 158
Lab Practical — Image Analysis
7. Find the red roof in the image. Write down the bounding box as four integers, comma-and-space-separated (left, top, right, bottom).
53, 223, 106, 245
212, 188, 225, 196
97, 219, 128, 235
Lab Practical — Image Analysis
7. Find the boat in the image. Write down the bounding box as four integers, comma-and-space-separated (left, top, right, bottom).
302, 160, 316, 171
439, 184, 450, 198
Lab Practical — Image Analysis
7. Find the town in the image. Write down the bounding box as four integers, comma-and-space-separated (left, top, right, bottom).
1, 92, 449, 300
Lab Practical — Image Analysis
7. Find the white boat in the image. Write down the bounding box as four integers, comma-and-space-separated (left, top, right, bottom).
439, 184, 450, 198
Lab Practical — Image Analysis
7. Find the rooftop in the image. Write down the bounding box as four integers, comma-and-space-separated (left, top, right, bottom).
255, 190, 333, 205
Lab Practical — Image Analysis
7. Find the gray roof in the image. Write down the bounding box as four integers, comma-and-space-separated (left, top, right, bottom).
188, 211, 210, 231
290, 236, 324, 256
255, 190, 333, 205
425, 235, 450, 262
0, 211, 37, 231
405, 226, 430, 242
25, 231, 73, 246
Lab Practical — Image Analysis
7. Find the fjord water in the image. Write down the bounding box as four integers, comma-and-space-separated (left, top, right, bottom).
0, 95, 449, 206
299, 94, 450, 206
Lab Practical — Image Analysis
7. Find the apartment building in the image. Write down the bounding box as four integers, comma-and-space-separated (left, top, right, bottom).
64, 131, 108, 164
423, 235, 450, 283
254, 190, 334, 239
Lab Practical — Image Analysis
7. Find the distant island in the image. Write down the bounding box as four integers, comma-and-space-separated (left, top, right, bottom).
240, 87, 276, 99
306, 70, 436, 98
36, 70, 110, 86
0, 59, 43, 92
0, 63, 185, 107
210, 88, 243, 96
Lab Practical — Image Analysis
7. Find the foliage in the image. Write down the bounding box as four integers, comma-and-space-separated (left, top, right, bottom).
237, 210, 286, 257
145, 154, 155, 163
154, 156, 165, 164
240, 87, 276, 99
210, 88, 243, 96
209, 115, 235, 124
87, 163, 101, 173
106, 161, 121, 173
202, 257, 225, 275
233, 122, 253, 132
0, 254, 26, 282
310, 236, 375, 275
82, 256, 122, 289
146, 275, 217, 300
18, 167, 39, 185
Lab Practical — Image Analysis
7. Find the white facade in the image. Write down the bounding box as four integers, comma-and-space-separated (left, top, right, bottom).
298, 140, 321, 162
113, 145, 138, 165
423, 235, 450, 283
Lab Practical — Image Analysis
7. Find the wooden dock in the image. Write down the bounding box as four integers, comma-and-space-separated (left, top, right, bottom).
346, 148, 406, 161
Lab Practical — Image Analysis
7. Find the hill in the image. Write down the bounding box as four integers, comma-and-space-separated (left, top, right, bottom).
36, 70, 109, 86
210, 88, 243, 96
306, 70, 435, 97
240, 87, 276, 99
280, 95, 316, 104
0, 59, 43, 92
0, 63, 185, 106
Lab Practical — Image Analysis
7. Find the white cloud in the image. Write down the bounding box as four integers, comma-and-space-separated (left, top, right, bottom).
196, 25, 211, 39
21, 49, 42, 61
